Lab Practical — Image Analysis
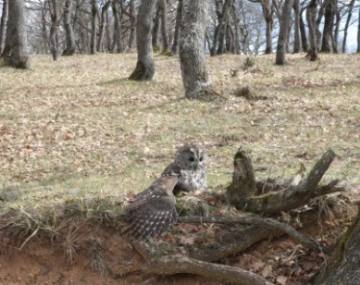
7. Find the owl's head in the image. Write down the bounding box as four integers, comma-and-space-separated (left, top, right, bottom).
175, 144, 207, 171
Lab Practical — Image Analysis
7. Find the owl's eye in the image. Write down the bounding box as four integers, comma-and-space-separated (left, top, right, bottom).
199, 157, 203, 162
189, 157, 195, 162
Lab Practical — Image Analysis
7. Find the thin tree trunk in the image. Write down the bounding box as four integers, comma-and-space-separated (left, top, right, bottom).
97, 0, 111, 52
306, 0, 318, 61
320, 0, 335, 52
106, 10, 112, 52
159, 0, 169, 51
128, 0, 136, 49
180, 0, 216, 100
49, 0, 59, 60
315, 1, 325, 50
171, 0, 182, 55
333, 1, 340, 53
152, 2, 161, 51
342, 0, 355, 53
63, 0, 76, 55
90, 0, 98, 54
41, 1, 49, 54
129, 0, 157, 80
358, 4, 360, 53
261, 0, 274, 54
211, 0, 223, 56
0, 0, 9, 55
275, 0, 294, 65
212, 0, 233, 56
1, 0, 30, 68
293, 0, 300, 53
111, 0, 122, 53
231, 2, 241, 54
226, 24, 235, 52
299, 11, 308, 52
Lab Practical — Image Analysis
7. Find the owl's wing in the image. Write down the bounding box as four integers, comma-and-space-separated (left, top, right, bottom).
123, 191, 177, 241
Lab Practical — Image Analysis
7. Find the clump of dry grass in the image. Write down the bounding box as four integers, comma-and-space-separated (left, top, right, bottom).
89, 237, 107, 276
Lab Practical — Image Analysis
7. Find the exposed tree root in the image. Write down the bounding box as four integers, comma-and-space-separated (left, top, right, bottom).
132, 242, 275, 285
178, 215, 330, 254
129, 60, 155, 81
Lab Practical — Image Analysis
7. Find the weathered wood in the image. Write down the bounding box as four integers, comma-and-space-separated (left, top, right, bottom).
231, 149, 336, 213
132, 242, 275, 285
227, 147, 256, 204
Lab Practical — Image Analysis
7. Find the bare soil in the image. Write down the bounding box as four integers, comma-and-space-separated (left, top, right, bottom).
0, 197, 356, 285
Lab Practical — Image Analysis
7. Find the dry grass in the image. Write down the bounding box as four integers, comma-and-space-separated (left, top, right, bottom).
0, 52, 360, 218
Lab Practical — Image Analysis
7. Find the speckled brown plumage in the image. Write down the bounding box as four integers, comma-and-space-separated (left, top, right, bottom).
122, 165, 181, 241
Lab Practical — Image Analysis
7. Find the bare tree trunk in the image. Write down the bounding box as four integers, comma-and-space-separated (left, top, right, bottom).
180, 0, 217, 100
342, 0, 355, 53
333, 1, 340, 53
171, 0, 182, 55
299, 9, 308, 51
358, 4, 360, 53
41, 1, 49, 54
97, 0, 112, 52
262, 0, 274, 54
111, 0, 122, 53
306, 0, 318, 61
212, 0, 233, 56
128, 0, 136, 49
1, 0, 30, 68
275, 0, 294, 65
49, 0, 59, 60
315, 1, 325, 50
106, 10, 112, 52
129, 0, 157, 81
226, 24, 235, 52
320, 0, 336, 52
86, 0, 96, 54
211, 0, 223, 56
0, 0, 9, 55
159, 0, 169, 51
63, 0, 76, 55
152, 2, 161, 51
231, 2, 241, 54
293, 0, 300, 53
90, 0, 98, 54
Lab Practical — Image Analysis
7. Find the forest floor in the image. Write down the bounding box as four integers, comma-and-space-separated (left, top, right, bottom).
0, 52, 360, 284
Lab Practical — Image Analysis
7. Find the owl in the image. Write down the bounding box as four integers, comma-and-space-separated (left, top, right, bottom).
122, 165, 181, 241
163, 144, 207, 194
